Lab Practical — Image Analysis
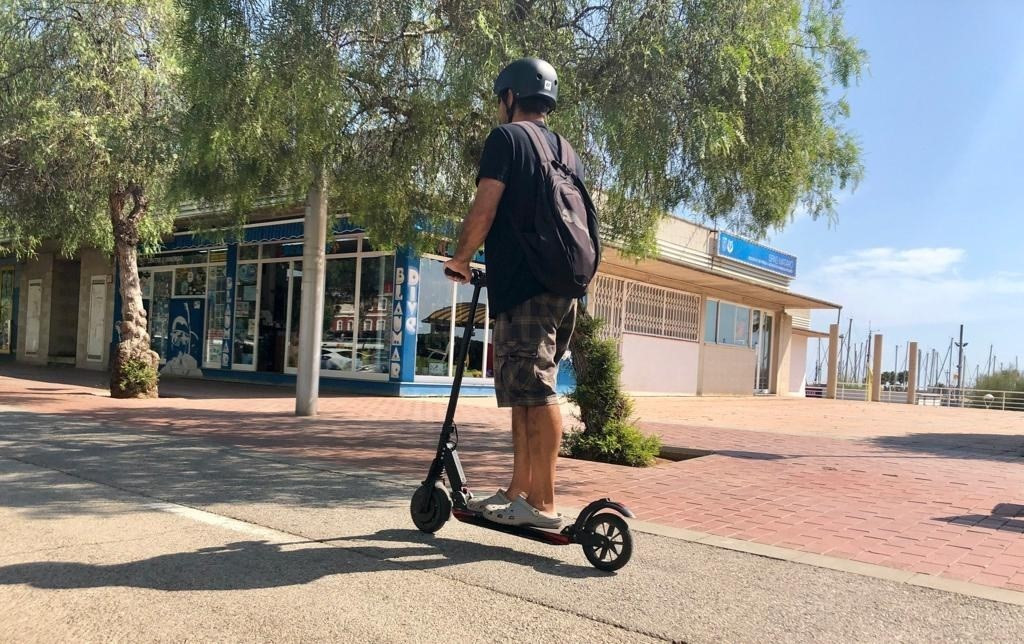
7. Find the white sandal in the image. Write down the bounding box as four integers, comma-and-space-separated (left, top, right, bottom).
484, 497, 563, 529
466, 489, 510, 512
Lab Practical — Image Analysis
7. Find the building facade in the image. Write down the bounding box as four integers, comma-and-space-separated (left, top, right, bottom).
0, 213, 835, 397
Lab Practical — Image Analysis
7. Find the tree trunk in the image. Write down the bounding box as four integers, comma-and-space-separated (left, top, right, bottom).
295, 163, 329, 416
109, 188, 160, 398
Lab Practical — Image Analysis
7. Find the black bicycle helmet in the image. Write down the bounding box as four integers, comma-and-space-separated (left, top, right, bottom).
493, 58, 558, 111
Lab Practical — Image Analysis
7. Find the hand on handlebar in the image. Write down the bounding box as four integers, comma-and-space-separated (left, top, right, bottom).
443, 259, 471, 284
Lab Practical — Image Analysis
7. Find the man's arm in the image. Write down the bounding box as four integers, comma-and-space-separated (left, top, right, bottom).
443, 178, 505, 283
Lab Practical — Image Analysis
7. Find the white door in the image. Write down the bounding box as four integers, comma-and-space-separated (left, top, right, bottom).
25, 280, 41, 355
87, 279, 107, 361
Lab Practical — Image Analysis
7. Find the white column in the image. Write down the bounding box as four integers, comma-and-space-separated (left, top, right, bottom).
907, 341, 919, 405
295, 166, 329, 417
826, 323, 839, 399
773, 312, 793, 395
870, 334, 883, 402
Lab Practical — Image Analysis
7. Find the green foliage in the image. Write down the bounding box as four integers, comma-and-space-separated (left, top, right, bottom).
563, 312, 660, 467
116, 356, 159, 397
563, 419, 662, 468
176, 0, 866, 252
976, 369, 1024, 393
0, 0, 180, 258
881, 370, 908, 386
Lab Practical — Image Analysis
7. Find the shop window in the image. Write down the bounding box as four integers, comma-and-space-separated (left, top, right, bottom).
417, 258, 454, 376
0, 268, 14, 354
622, 281, 700, 341
262, 241, 303, 259
238, 245, 259, 261
712, 301, 752, 347
205, 266, 228, 366
588, 274, 625, 341
149, 271, 172, 361
139, 270, 153, 299
174, 266, 207, 296
326, 237, 359, 255
416, 257, 489, 378
320, 257, 357, 372
356, 255, 394, 374
233, 263, 258, 367
704, 300, 718, 343
734, 306, 751, 347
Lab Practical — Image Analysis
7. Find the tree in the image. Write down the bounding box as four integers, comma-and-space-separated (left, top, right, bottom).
0, 0, 180, 398
177, 0, 865, 415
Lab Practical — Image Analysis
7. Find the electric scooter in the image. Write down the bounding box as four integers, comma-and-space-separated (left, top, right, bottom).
410, 269, 634, 572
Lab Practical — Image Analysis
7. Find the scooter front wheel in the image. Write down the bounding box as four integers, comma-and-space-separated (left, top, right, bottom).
581, 513, 633, 572
411, 483, 452, 533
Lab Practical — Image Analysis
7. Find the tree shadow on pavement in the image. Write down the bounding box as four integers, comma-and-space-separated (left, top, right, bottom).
935, 503, 1024, 534
0, 530, 605, 591
0, 407, 595, 518
870, 433, 1024, 462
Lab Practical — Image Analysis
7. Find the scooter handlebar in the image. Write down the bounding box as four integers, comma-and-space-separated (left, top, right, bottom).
444, 267, 487, 287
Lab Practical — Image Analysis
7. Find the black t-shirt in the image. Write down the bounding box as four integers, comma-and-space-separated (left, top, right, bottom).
476, 120, 586, 315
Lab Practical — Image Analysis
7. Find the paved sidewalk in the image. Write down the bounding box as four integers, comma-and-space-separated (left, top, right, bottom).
4, 408, 1023, 643
2, 364, 1024, 594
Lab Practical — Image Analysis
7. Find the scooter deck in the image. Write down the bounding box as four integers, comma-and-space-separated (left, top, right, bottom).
452, 508, 572, 546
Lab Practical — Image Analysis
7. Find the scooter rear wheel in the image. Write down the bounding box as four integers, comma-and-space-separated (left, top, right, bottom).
411, 483, 452, 533
582, 513, 633, 572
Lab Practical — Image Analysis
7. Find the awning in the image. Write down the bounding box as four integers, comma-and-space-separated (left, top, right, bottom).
600, 248, 840, 311
162, 218, 361, 251
792, 327, 831, 339
423, 302, 487, 327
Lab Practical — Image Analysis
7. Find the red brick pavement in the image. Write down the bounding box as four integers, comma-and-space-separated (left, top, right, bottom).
2, 365, 1024, 592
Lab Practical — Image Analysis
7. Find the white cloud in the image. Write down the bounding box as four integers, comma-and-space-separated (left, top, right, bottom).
820, 247, 965, 278
797, 246, 1024, 329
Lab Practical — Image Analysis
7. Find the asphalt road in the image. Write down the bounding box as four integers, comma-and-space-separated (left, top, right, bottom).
2, 406, 1023, 643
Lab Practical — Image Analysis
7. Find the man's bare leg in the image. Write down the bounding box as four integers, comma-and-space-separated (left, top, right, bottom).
505, 406, 531, 500
524, 404, 562, 514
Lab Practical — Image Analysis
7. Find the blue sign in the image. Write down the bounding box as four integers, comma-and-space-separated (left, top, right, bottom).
160, 298, 205, 377
717, 232, 797, 278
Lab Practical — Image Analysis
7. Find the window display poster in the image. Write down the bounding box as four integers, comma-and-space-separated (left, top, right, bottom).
175, 267, 207, 296
159, 298, 205, 377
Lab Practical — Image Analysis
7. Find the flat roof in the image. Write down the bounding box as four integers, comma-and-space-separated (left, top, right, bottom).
600, 248, 840, 311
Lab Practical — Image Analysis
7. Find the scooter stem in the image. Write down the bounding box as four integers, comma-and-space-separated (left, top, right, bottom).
442, 269, 486, 427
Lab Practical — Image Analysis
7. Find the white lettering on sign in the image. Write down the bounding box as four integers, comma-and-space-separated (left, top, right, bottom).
405, 317, 417, 334
391, 348, 401, 362
390, 362, 401, 378
391, 331, 403, 345
392, 315, 402, 334
406, 285, 418, 303
406, 301, 417, 316
395, 267, 405, 285
393, 301, 403, 316
407, 267, 419, 286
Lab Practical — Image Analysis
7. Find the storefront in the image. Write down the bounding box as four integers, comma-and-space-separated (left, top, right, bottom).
5, 213, 836, 398
589, 217, 837, 396
0, 261, 16, 358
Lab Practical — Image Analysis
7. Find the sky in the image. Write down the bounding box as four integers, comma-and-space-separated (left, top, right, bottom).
762, 0, 1024, 385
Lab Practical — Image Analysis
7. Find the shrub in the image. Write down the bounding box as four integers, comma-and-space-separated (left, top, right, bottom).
562, 312, 660, 467
116, 356, 159, 397
972, 369, 1024, 411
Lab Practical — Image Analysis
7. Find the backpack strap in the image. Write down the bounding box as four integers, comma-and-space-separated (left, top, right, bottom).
516, 121, 578, 175
515, 121, 556, 165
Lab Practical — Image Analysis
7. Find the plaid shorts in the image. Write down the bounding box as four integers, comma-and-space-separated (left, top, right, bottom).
492, 292, 577, 408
